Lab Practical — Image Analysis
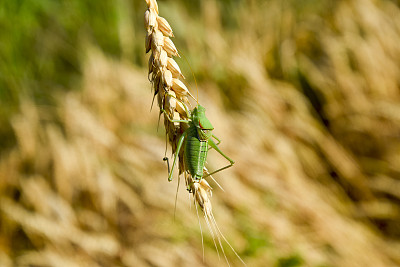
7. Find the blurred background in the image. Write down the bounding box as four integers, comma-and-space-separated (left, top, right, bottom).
1, 0, 400, 266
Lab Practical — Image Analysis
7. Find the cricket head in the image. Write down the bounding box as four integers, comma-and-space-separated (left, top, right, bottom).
192, 105, 214, 140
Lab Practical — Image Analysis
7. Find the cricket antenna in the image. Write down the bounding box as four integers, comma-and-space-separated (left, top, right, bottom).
180, 49, 199, 106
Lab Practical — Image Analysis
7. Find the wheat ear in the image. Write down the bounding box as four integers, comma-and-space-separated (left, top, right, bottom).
144, 0, 212, 213
144, 1, 246, 264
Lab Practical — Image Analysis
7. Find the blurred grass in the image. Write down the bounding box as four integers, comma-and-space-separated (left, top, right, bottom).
1, 0, 400, 266
0, 0, 144, 149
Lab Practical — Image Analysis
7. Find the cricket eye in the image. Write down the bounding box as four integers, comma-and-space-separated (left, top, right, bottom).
201, 129, 210, 134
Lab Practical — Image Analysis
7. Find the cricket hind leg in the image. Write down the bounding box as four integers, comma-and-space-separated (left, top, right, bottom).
203, 167, 225, 192
203, 139, 235, 179
165, 131, 187, 181
163, 157, 170, 175
163, 131, 170, 172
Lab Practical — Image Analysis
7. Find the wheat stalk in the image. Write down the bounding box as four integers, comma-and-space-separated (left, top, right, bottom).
143, 3, 247, 264
144, 0, 213, 215
143, 2, 248, 264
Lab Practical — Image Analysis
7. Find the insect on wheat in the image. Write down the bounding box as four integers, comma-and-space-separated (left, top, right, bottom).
144, 0, 246, 265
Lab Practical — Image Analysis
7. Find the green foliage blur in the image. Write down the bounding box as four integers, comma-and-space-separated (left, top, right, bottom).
0, 0, 147, 149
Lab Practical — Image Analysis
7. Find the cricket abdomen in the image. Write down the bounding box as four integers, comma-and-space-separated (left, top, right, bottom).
184, 124, 208, 181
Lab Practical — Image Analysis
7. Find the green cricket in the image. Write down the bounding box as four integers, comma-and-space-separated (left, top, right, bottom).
162, 104, 234, 184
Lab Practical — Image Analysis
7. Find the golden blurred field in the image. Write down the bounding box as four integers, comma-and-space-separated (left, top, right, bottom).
1, 0, 400, 266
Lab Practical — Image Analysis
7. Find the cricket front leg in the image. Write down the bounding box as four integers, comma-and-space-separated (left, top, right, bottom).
167, 131, 187, 181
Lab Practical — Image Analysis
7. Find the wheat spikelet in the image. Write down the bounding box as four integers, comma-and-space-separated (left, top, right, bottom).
144, 0, 211, 205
